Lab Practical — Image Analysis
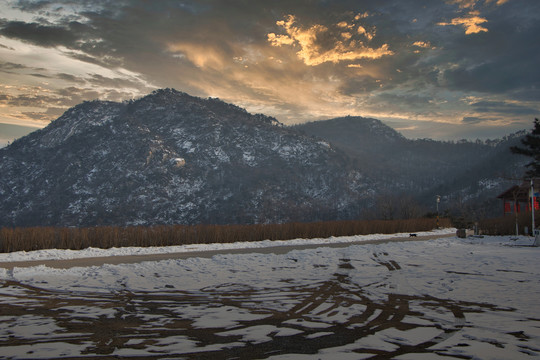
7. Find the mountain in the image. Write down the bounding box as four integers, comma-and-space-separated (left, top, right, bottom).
295, 117, 528, 219
0, 89, 371, 227
0, 91, 528, 227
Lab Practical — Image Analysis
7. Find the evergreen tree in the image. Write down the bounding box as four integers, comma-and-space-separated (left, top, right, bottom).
511, 118, 540, 178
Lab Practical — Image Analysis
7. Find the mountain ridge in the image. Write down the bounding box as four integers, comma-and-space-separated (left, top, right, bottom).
0, 89, 528, 226
0, 89, 370, 227
294, 116, 527, 219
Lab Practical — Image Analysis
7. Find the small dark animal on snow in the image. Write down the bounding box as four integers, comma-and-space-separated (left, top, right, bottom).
409, 233, 417, 237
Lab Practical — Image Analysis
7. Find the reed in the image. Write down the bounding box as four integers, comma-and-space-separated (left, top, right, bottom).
477, 212, 540, 235
0, 217, 450, 253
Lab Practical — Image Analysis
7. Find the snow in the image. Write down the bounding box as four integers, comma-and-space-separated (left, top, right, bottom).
0, 228, 455, 263
0, 229, 539, 359
243, 151, 257, 166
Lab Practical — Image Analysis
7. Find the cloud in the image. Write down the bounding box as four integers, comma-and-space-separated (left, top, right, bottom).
339, 76, 382, 95
356, 26, 375, 41
56, 72, 83, 83
469, 100, 538, 115
412, 41, 432, 48
0, 86, 126, 109
439, 0, 511, 35
461, 116, 498, 124
0, 61, 47, 74
447, 0, 479, 8
166, 43, 229, 70
0, 20, 90, 47
21, 111, 56, 121
21, 106, 66, 121
0, 93, 63, 107
462, 116, 481, 123
85, 73, 147, 89
447, 0, 510, 8
0, 61, 27, 71
376, 92, 434, 108
0, 90, 71, 124
437, 11, 488, 34
0, 42, 15, 50
12, 0, 56, 12
0, 0, 537, 140
267, 15, 394, 66
443, 59, 536, 95
460, 115, 518, 126
29, 72, 50, 78
510, 88, 540, 102
267, 33, 295, 47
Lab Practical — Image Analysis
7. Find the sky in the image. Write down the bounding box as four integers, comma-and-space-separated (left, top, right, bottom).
0, 0, 539, 144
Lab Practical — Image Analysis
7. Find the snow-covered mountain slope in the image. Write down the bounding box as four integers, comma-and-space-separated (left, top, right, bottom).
0, 89, 371, 227
0, 89, 528, 227
295, 116, 528, 217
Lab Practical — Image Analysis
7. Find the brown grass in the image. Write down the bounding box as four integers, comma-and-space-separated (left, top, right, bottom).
477, 212, 540, 236
0, 217, 451, 253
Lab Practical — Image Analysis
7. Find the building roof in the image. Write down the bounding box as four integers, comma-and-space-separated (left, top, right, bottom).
497, 180, 540, 201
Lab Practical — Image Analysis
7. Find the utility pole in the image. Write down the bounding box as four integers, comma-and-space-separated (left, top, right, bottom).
436, 195, 441, 229
531, 179, 540, 246
531, 179, 535, 236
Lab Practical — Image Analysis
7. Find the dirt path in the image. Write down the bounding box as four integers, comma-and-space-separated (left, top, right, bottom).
0, 232, 455, 269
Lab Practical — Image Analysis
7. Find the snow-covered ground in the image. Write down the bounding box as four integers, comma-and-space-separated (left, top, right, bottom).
0, 230, 539, 359
0, 229, 455, 263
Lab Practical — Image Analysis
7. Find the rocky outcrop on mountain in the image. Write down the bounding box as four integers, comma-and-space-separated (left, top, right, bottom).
0, 89, 371, 227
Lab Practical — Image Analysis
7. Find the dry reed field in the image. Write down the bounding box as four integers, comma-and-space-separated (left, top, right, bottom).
0, 217, 450, 253
478, 212, 540, 235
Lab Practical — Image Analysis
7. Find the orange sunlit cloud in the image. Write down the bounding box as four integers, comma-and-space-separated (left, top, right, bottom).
412, 41, 432, 48
438, 11, 488, 34
448, 0, 510, 8
267, 15, 393, 66
0, 0, 536, 141
357, 26, 375, 41
447, 0, 479, 8
167, 43, 228, 70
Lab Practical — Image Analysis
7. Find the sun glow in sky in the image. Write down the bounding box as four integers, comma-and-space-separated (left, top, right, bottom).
0, 0, 538, 142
